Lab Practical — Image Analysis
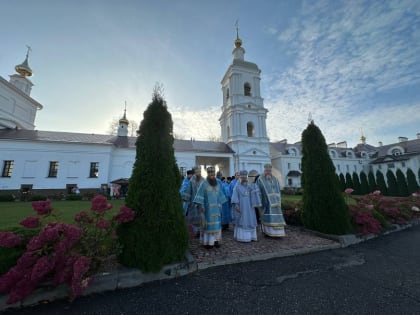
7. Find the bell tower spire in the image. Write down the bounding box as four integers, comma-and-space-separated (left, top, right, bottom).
9, 46, 34, 95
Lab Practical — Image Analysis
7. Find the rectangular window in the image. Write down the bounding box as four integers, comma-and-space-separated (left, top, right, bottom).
298, 163, 301, 170
378, 164, 382, 170
346, 165, 349, 172
353, 165, 357, 172
337, 164, 341, 171
287, 163, 291, 170
179, 166, 186, 177
401, 162, 406, 168
89, 162, 99, 178
387, 163, 395, 169
48, 161, 59, 178
2, 160, 14, 177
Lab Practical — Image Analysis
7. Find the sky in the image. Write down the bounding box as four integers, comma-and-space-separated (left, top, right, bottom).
1, 0, 419, 148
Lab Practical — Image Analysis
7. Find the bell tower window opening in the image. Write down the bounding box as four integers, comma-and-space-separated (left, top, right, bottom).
244, 82, 251, 96
247, 122, 255, 137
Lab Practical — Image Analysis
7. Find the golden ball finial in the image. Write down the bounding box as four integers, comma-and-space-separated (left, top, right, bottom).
235, 38, 242, 48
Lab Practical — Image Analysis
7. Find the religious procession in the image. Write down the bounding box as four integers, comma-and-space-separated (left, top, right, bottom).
180, 163, 287, 249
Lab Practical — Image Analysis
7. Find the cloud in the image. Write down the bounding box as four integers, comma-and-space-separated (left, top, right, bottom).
171, 106, 222, 141
264, 0, 420, 146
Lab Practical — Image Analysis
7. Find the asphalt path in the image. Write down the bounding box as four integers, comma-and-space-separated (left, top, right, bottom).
2, 225, 420, 315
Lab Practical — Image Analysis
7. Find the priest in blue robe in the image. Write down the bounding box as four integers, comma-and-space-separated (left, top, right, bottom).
194, 166, 227, 249
231, 170, 262, 242
179, 169, 193, 215
256, 163, 286, 237
182, 166, 205, 237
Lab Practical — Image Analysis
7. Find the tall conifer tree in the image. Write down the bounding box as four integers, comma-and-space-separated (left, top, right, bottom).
386, 170, 398, 196
339, 173, 346, 192
359, 171, 369, 195
301, 121, 351, 235
345, 173, 354, 189
406, 168, 419, 194
368, 171, 377, 192
352, 172, 361, 195
376, 170, 388, 195
396, 169, 409, 197
117, 87, 188, 272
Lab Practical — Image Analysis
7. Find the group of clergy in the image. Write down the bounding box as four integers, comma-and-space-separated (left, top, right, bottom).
181, 164, 286, 249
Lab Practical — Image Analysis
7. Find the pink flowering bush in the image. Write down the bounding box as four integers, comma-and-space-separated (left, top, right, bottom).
344, 188, 354, 194
31, 200, 52, 215
0, 232, 24, 248
347, 190, 420, 235
19, 216, 40, 229
74, 195, 136, 272
0, 223, 90, 303
0, 195, 136, 304
349, 205, 382, 235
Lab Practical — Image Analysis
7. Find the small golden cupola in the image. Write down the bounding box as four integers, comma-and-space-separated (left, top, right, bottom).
15, 46, 33, 77
232, 21, 245, 61
9, 46, 34, 96
118, 104, 130, 137
360, 129, 366, 144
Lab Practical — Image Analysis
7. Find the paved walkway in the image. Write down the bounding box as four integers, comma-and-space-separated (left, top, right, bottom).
188, 225, 340, 269
0, 224, 347, 311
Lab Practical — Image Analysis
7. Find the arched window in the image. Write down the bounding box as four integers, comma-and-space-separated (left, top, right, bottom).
329, 150, 337, 158
244, 83, 251, 96
247, 122, 254, 137
392, 148, 402, 156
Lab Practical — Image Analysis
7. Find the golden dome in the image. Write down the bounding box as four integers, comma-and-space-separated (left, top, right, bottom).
119, 117, 129, 124
119, 108, 129, 124
15, 55, 32, 77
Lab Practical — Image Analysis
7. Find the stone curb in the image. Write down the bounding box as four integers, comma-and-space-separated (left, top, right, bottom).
303, 218, 420, 247
2, 220, 419, 312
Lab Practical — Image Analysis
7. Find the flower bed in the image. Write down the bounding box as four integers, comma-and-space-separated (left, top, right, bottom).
0, 196, 136, 304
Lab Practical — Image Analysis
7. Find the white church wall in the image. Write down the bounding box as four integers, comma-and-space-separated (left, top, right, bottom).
108, 148, 135, 182
0, 140, 113, 190
0, 78, 38, 130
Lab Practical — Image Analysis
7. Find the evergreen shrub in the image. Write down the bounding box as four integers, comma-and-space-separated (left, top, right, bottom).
117, 87, 188, 272
301, 121, 352, 235
0, 194, 15, 202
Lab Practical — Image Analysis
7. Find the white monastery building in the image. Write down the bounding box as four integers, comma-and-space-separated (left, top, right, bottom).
1, 38, 419, 197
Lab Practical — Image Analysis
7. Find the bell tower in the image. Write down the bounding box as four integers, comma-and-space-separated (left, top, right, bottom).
219, 25, 271, 173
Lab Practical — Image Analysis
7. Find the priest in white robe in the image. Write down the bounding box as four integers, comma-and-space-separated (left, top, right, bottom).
231, 170, 262, 242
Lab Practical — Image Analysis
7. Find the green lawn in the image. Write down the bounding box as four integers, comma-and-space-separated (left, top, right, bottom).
282, 195, 302, 203
0, 194, 351, 231
0, 199, 126, 231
